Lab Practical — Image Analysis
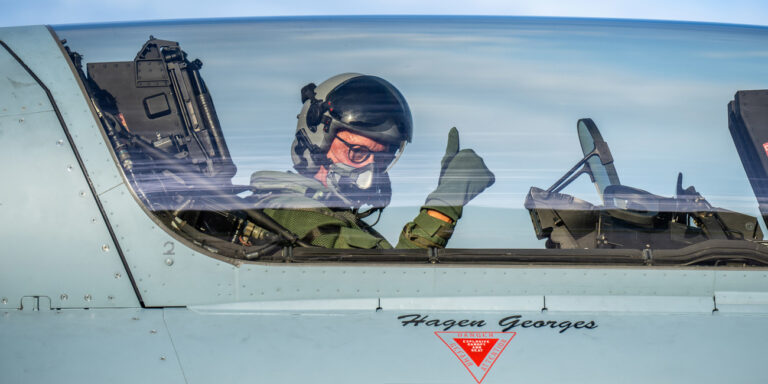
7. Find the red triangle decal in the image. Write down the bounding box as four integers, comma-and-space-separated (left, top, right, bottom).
454, 338, 499, 366
435, 332, 516, 384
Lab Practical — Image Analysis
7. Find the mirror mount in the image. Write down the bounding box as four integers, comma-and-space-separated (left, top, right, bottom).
547, 118, 619, 195
547, 152, 591, 193
593, 138, 613, 165
547, 146, 608, 194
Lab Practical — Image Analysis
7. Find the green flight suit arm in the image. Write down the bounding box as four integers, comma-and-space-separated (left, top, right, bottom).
264, 208, 393, 249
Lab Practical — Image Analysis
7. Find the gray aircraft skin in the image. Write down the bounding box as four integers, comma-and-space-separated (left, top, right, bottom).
2, 17, 768, 384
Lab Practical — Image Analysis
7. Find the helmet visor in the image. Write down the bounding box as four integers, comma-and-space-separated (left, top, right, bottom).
326, 76, 412, 144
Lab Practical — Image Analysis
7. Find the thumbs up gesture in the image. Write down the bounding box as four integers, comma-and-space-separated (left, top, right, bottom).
424, 127, 495, 220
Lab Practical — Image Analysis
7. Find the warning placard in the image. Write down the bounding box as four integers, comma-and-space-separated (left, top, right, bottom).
435, 332, 516, 383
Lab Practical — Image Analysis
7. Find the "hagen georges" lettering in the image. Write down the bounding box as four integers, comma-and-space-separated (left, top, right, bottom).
498, 315, 597, 333
397, 314, 598, 334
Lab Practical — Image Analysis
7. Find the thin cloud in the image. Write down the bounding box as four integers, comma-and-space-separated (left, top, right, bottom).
4, 0, 768, 27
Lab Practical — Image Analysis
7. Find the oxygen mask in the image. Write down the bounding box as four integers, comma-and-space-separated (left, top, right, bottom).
326, 162, 392, 209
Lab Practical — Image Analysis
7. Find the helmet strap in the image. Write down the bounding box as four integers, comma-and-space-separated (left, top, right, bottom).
295, 129, 331, 169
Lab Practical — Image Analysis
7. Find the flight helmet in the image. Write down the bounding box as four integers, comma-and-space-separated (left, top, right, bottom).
291, 73, 413, 208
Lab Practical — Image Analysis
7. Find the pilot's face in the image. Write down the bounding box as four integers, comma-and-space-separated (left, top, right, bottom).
326, 130, 391, 168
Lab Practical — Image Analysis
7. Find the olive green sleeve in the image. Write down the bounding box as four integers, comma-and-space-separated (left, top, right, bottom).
396, 206, 461, 249
264, 208, 392, 249
263, 206, 459, 250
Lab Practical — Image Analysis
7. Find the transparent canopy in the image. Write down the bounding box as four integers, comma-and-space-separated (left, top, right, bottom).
55, 17, 768, 261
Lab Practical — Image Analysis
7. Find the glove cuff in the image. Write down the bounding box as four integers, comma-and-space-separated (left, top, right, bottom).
399, 209, 457, 248
422, 203, 463, 221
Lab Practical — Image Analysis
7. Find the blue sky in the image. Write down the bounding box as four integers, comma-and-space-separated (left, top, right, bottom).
4, 0, 768, 27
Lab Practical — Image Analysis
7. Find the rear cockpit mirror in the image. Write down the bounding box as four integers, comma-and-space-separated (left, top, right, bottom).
577, 119, 620, 204
546, 118, 619, 204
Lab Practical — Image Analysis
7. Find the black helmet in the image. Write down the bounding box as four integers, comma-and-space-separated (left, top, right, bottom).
292, 73, 412, 176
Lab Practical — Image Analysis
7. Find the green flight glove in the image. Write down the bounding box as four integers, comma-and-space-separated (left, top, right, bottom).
424, 127, 495, 221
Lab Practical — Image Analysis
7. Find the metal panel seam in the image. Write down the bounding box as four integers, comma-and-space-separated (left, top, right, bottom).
1, 35, 144, 307
97, 182, 125, 197
162, 309, 190, 384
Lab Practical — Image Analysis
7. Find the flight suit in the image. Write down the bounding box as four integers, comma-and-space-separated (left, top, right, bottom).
249, 171, 459, 249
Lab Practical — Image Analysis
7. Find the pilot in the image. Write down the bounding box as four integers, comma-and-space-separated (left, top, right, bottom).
249, 73, 495, 248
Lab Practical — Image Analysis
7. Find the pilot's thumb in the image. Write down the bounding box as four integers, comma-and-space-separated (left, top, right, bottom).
442, 127, 460, 164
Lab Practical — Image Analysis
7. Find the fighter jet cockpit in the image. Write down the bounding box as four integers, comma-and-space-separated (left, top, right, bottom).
56, 18, 768, 266
526, 118, 762, 252
73, 37, 288, 258
8, 18, 768, 384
